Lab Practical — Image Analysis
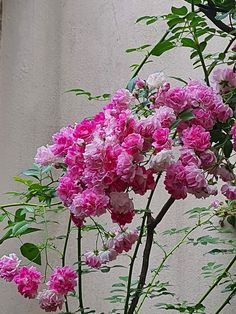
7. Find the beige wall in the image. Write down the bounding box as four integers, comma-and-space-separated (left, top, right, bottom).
0, 1, 235, 313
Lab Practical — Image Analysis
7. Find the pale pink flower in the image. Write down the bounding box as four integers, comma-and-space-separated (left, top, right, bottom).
109, 192, 135, 225
47, 266, 77, 295
111, 89, 133, 111
0, 253, 21, 282
212, 68, 236, 93
107, 228, 138, 254
38, 289, 64, 312
154, 106, 176, 128
116, 151, 135, 182
150, 150, 174, 172
84, 251, 102, 269
185, 164, 206, 190
231, 122, 236, 150
14, 266, 41, 299
34, 145, 57, 166
146, 72, 166, 88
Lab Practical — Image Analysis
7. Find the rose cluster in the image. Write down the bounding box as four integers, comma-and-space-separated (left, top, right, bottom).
0, 254, 77, 312
34, 67, 236, 268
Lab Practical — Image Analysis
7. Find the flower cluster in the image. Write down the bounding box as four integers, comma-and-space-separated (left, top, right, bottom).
84, 227, 138, 268
0, 254, 77, 312
34, 67, 235, 269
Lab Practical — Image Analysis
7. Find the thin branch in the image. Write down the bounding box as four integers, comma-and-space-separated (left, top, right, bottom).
127, 197, 175, 314
214, 287, 236, 314
62, 217, 72, 313
77, 227, 85, 314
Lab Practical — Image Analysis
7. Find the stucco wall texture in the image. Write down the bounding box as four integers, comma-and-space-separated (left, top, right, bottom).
0, 1, 235, 313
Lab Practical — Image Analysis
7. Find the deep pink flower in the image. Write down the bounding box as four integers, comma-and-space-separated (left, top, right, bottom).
153, 128, 172, 152
73, 119, 96, 142
221, 184, 236, 200
52, 126, 74, 157
14, 266, 41, 299
180, 148, 201, 167
38, 289, 64, 312
131, 166, 155, 195
164, 161, 187, 199
164, 87, 189, 113
182, 125, 210, 152
70, 213, 84, 228
109, 192, 134, 225
70, 188, 109, 218
122, 133, 144, 156
47, 266, 77, 295
199, 149, 216, 169
57, 175, 81, 207
0, 253, 21, 282
185, 164, 206, 190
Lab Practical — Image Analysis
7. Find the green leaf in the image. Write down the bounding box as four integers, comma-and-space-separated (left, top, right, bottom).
12, 221, 29, 236
181, 38, 197, 49
127, 77, 137, 92
223, 140, 233, 158
151, 40, 175, 56
20, 243, 41, 265
0, 229, 12, 245
178, 109, 194, 121
171, 6, 188, 16
126, 44, 151, 53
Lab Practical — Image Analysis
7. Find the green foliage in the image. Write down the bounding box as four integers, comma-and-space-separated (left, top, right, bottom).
20, 243, 41, 265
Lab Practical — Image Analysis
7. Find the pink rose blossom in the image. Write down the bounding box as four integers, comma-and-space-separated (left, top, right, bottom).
150, 149, 174, 172
57, 175, 81, 207
164, 87, 189, 113
182, 125, 210, 152
122, 133, 144, 156
52, 126, 74, 157
185, 164, 206, 190
180, 148, 201, 167
212, 68, 236, 93
199, 149, 216, 169
131, 166, 155, 195
107, 228, 138, 254
47, 266, 77, 295
38, 289, 64, 312
135, 78, 145, 89
84, 251, 102, 269
111, 89, 133, 111
34, 145, 57, 166
14, 266, 41, 299
153, 128, 172, 152
221, 184, 236, 200
0, 253, 21, 282
164, 161, 187, 199
217, 166, 235, 182
116, 151, 135, 181
70, 188, 109, 218
154, 106, 176, 128
73, 119, 96, 142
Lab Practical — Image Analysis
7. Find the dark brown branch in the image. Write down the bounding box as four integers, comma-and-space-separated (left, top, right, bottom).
127, 197, 175, 314
197, 2, 236, 36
